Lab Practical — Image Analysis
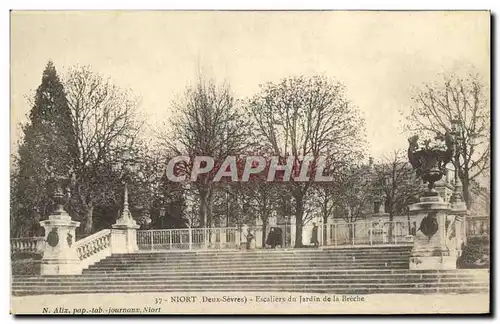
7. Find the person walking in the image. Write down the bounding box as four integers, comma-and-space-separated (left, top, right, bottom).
311, 222, 319, 247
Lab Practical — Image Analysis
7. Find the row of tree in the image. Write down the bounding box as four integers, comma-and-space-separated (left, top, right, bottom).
10, 62, 490, 249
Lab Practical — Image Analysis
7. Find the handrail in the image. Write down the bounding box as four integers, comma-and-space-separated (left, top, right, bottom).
137, 227, 239, 251
74, 229, 111, 248
136, 227, 238, 233
74, 229, 112, 265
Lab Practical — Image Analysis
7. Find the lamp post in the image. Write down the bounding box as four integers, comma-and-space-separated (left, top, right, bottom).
450, 118, 463, 185
450, 118, 466, 205
159, 207, 166, 228
113, 148, 139, 227
450, 118, 467, 250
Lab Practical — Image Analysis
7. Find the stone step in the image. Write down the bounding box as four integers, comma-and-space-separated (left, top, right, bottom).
84, 267, 409, 274
12, 281, 489, 291
12, 285, 489, 297
87, 260, 409, 268
127, 248, 412, 255
40, 268, 490, 276
14, 272, 488, 281
118, 250, 412, 258
88, 260, 409, 266
16, 268, 487, 276
106, 252, 411, 258
83, 265, 409, 274
12, 278, 489, 287
100, 256, 410, 263
14, 272, 489, 282
90, 258, 409, 264
115, 255, 411, 262
132, 247, 411, 253
89, 258, 411, 264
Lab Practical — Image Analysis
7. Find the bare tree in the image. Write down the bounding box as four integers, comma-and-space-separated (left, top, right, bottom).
248, 75, 365, 247
64, 66, 141, 234
372, 150, 422, 239
165, 77, 251, 228
405, 72, 490, 208
334, 164, 373, 223
373, 150, 422, 218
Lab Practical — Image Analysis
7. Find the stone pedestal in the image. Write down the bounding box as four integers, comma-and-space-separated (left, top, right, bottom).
39, 214, 81, 275
409, 195, 457, 270
450, 185, 467, 255
111, 216, 139, 254
290, 217, 296, 247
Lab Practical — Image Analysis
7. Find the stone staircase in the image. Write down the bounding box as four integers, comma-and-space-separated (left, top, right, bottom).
11, 246, 489, 296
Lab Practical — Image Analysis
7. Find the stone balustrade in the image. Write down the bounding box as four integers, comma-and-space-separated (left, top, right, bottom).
11, 237, 45, 254
75, 229, 112, 271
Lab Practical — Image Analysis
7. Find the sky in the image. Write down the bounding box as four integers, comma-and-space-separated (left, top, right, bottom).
10, 11, 490, 160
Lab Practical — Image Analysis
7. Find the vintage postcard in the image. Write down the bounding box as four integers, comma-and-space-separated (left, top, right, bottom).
10, 10, 490, 315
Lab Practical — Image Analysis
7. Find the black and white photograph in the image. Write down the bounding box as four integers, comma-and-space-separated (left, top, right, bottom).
9, 10, 491, 314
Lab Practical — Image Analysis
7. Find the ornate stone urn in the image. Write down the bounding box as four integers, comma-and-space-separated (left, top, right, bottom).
407, 133, 454, 195
39, 173, 81, 275
407, 133, 458, 270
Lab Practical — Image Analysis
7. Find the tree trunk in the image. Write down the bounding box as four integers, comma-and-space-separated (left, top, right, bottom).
294, 194, 304, 248
207, 195, 213, 228
458, 166, 471, 209
83, 204, 93, 235
462, 177, 471, 209
199, 188, 210, 227
262, 218, 267, 247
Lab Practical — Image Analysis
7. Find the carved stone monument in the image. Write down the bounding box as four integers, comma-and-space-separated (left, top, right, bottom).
407, 133, 458, 269
111, 180, 140, 254
39, 177, 81, 275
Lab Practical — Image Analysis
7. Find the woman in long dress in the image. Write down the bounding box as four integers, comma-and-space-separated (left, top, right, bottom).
311, 223, 319, 247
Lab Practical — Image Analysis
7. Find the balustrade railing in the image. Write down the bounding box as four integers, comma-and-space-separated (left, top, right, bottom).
323, 221, 413, 246
74, 229, 112, 270
466, 217, 489, 237
137, 227, 239, 251
11, 237, 45, 254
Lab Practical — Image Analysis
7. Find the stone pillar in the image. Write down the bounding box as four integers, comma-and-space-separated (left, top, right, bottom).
325, 219, 331, 246
290, 217, 296, 248
318, 218, 324, 245
254, 218, 263, 248
39, 185, 81, 275
111, 182, 140, 253
409, 195, 457, 270
450, 178, 467, 255
219, 228, 226, 248
235, 227, 241, 249
240, 224, 248, 250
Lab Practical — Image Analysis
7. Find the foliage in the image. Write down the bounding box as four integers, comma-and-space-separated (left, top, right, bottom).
247, 75, 366, 246
372, 150, 422, 218
405, 72, 490, 208
63, 65, 141, 234
457, 235, 490, 268
164, 76, 252, 227
11, 61, 76, 237
332, 163, 374, 223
